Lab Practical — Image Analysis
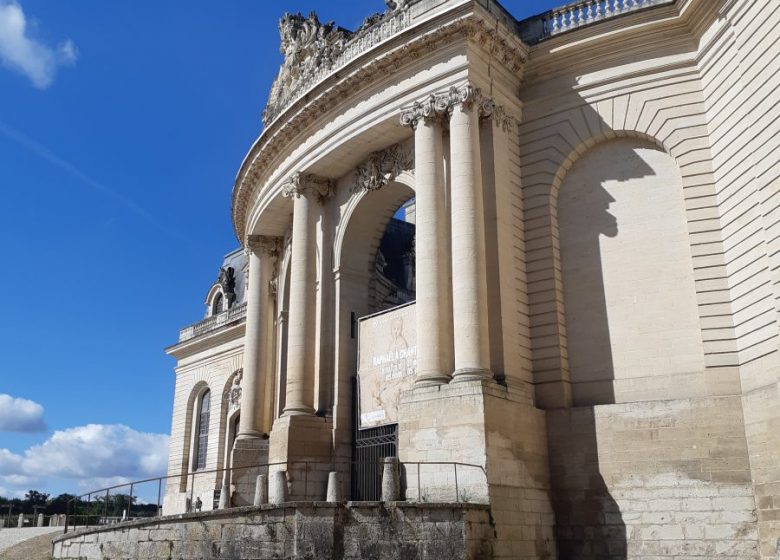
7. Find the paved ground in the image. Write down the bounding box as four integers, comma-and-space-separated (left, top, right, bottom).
0, 528, 61, 558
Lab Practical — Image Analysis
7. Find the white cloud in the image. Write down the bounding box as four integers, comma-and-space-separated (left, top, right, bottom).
0, 424, 169, 498
0, 448, 23, 474
23, 424, 169, 479
0, 0, 77, 88
0, 394, 46, 433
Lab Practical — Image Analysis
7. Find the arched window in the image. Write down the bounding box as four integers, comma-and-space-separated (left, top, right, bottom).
212, 293, 224, 315
194, 390, 211, 470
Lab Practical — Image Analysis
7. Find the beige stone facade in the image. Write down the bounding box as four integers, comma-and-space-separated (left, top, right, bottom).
162, 0, 780, 558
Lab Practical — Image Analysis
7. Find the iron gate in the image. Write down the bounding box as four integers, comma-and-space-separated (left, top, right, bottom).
351, 377, 398, 501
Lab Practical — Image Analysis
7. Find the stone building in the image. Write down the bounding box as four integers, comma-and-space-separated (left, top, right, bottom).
55, 0, 779, 558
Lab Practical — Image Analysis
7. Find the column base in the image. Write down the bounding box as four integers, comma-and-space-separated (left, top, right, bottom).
268, 414, 334, 501
414, 371, 452, 387
230, 436, 270, 507
281, 405, 315, 417
451, 367, 493, 382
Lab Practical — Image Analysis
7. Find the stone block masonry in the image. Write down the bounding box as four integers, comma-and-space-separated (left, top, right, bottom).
547, 396, 759, 559
52, 502, 494, 560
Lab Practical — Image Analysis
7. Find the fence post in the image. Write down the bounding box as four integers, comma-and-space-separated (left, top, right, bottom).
189, 473, 195, 512
127, 483, 134, 521
157, 478, 163, 517
454, 464, 459, 502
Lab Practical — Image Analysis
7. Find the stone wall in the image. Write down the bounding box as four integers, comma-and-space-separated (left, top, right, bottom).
52, 503, 493, 560
399, 380, 556, 559
547, 396, 758, 558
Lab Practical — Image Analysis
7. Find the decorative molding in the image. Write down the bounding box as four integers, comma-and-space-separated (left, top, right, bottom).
353, 143, 414, 193
479, 97, 517, 134
233, 15, 528, 240
281, 172, 335, 204
401, 85, 518, 133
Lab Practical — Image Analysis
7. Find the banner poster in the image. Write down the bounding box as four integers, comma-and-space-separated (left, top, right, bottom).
357, 302, 417, 429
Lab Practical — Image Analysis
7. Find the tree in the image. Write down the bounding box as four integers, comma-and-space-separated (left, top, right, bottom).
24, 490, 50, 506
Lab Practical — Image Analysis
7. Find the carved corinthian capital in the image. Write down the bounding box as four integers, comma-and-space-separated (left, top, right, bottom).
399, 94, 438, 129
281, 172, 335, 204
246, 235, 282, 257
401, 84, 518, 132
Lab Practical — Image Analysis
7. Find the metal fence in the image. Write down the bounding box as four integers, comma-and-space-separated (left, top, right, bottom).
62, 459, 487, 534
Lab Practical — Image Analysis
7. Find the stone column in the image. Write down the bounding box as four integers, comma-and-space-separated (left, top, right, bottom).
237, 235, 279, 440
282, 173, 333, 415
447, 86, 492, 381
401, 99, 453, 386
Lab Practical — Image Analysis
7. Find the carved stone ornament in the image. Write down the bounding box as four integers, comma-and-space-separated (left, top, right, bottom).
262, 5, 418, 126
263, 13, 351, 126
228, 369, 243, 410
400, 85, 517, 133
353, 143, 413, 193
385, 0, 410, 9
281, 172, 335, 204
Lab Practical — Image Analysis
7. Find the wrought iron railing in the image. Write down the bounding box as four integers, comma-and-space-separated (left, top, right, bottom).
62, 459, 488, 534
178, 302, 247, 342
519, 0, 675, 43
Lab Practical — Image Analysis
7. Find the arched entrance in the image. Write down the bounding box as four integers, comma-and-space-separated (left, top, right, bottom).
336, 177, 416, 500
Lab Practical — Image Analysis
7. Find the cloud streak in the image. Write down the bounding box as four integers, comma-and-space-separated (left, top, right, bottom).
0, 0, 77, 88
0, 120, 195, 246
0, 394, 46, 433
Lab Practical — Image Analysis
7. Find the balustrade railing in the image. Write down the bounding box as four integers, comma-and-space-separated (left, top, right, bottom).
178, 302, 247, 342
520, 0, 675, 43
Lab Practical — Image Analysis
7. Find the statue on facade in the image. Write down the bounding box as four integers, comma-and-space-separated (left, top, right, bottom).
217, 267, 236, 308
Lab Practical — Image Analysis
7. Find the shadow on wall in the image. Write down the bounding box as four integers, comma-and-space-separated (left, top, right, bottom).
547, 408, 626, 559
557, 141, 657, 406
550, 141, 655, 560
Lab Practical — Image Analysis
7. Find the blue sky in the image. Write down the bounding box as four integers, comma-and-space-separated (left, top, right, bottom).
0, 0, 560, 498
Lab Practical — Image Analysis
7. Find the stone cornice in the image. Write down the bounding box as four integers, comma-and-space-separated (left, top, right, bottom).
231, 11, 529, 241
400, 85, 518, 132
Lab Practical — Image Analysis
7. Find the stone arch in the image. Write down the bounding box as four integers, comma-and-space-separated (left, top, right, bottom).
549, 134, 705, 405
335, 174, 416, 314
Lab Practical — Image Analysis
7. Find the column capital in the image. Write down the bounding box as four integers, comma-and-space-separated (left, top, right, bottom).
400, 84, 518, 132
246, 235, 282, 257
281, 172, 335, 204
400, 94, 440, 129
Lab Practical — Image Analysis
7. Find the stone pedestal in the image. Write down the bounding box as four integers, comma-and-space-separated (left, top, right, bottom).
230, 437, 269, 507
269, 415, 333, 501
254, 475, 268, 506
398, 379, 555, 558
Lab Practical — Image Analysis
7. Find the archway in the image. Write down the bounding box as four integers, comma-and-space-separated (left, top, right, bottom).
334, 177, 416, 499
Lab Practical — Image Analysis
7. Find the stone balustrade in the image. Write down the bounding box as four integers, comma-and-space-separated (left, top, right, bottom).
520, 0, 674, 43
178, 302, 247, 342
